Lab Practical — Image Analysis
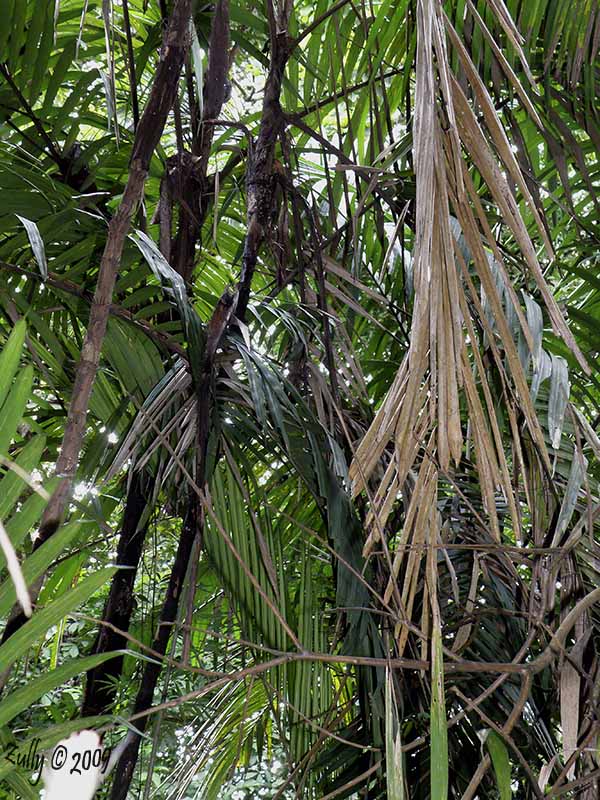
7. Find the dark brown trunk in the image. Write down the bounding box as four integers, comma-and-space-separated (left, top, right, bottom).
109, 497, 200, 800
110, 6, 292, 795
235, 26, 290, 322
108, 289, 234, 796
0, 0, 192, 649
168, 0, 232, 284
82, 471, 154, 717
36, 0, 192, 543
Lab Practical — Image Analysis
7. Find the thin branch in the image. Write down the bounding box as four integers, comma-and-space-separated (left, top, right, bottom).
453, 687, 544, 799
290, 0, 352, 47
0, 63, 64, 166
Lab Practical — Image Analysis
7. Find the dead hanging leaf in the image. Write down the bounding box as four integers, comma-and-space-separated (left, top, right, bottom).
463, 0, 543, 127
349, 358, 410, 497
349, 0, 587, 682
551, 448, 587, 548
451, 163, 550, 469
573, 407, 600, 461
444, 14, 551, 257
386, 446, 437, 610
323, 256, 389, 305
548, 355, 570, 451
450, 77, 588, 374
190, 20, 205, 117
352, 0, 464, 493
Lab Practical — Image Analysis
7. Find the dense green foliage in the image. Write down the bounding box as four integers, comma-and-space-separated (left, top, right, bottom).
0, 0, 599, 798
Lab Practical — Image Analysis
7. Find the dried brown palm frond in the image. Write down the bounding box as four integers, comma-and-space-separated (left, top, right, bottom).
350, 0, 588, 659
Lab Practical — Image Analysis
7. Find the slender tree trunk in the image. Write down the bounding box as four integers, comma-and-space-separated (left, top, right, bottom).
170, 0, 232, 283
235, 5, 291, 322
109, 499, 200, 799
82, 471, 154, 717
36, 0, 193, 544
110, 5, 294, 795
0, 0, 192, 647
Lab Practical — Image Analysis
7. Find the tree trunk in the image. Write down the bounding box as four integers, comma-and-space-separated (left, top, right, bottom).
82, 470, 154, 717
109, 4, 293, 795
109, 497, 200, 799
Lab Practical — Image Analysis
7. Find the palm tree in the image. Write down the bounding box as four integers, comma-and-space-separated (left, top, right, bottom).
0, 0, 599, 797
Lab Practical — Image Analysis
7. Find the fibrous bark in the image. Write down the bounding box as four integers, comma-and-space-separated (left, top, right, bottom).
158, 0, 232, 284
235, 2, 292, 322
108, 5, 236, 794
